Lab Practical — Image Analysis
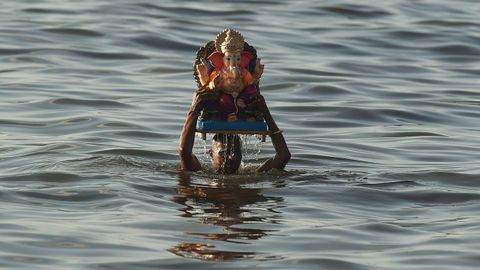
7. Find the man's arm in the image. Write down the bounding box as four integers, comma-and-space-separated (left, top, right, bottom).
255, 95, 291, 172
178, 91, 209, 171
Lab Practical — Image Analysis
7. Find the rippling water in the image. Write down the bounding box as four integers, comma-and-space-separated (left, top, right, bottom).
1, 0, 480, 269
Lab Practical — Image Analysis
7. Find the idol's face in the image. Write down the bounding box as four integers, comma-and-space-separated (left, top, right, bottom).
223, 51, 241, 68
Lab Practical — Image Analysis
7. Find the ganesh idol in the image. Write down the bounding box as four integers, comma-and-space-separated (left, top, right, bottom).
195, 29, 264, 122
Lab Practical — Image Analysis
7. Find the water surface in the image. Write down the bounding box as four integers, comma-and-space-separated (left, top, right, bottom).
1, 0, 480, 269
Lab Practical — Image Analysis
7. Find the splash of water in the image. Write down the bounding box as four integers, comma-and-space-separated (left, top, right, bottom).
194, 133, 265, 172
240, 134, 264, 168
194, 133, 210, 163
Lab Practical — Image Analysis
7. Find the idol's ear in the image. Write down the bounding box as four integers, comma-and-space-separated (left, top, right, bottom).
208, 149, 213, 157
207, 51, 224, 70
240, 51, 253, 68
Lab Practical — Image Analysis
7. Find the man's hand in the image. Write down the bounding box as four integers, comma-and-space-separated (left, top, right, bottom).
191, 89, 216, 114
249, 94, 268, 114
253, 92, 291, 172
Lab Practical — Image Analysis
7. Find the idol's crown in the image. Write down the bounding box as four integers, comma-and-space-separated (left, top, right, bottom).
215, 29, 245, 53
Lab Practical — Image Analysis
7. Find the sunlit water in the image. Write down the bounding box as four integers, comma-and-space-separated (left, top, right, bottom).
1, 1, 480, 269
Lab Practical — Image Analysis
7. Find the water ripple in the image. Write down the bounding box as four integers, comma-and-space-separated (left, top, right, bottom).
16, 189, 117, 202
41, 28, 104, 37
320, 4, 392, 18
21, 8, 78, 15
0, 172, 82, 183
428, 44, 480, 56
2, 0, 480, 269
131, 35, 198, 51
50, 98, 130, 108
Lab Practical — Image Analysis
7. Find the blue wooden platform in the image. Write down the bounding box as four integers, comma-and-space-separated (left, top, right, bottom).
196, 120, 268, 140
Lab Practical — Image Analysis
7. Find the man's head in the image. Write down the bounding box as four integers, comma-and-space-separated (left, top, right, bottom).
208, 134, 242, 174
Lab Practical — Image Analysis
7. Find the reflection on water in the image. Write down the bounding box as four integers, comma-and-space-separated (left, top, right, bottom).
170, 172, 283, 261
170, 243, 256, 261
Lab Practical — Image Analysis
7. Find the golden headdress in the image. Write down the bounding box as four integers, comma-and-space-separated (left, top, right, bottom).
215, 29, 245, 54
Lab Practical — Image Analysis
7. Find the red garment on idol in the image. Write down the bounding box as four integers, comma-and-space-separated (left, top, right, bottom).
207, 51, 258, 120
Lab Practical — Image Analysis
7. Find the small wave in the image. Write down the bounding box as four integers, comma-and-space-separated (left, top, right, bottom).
0, 116, 98, 132
319, 4, 392, 18
273, 105, 329, 113
282, 67, 349, 78
16, 189, 117, 202
131, 35, 197, 51
0, 119, 47, 127
67, 49, 149, 60
140, 66, 190, 74
282, 257, 371, 270
376, 108, 444, 124
336, 107, 389, 122
61, 156, 179, 175
0, 172, 82, 183
136, 4, 256, 17
21, 8, 77, 15
444, 100, 480, 107
261, 83, 297, 91
358, 180, 422, 190
0, 48, 36, 56
415, 19, 480, 28
128, 182, 173, 195
282, 40, 368, 56
41, 27, 103, 37
1, 47, 149, 60
443, 89, 480, 97
376, 91, 434, 100
112, 131, 170, 139
89, 149, 177, 160
353, 222, 422, 235
299, 120, 367, 128
0, 255, 58, 266
395, 191, 480, 205
385, 30, 441, 40
50, 98, 130, 108
428, 44, 480, 56
379, 132, 445, 138
380, 171, 480, 188
447, 68, 480, 76
294, 153, 372, 165
96, 121, 145, 129
298, 84, 352, 96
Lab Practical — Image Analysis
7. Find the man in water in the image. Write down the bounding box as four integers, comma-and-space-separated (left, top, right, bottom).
179, 90, 290, 174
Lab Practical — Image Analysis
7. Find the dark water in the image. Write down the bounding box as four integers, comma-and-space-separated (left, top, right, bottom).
1, 1, 480, 269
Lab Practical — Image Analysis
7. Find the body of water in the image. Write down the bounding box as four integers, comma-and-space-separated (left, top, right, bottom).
1, 0, 479, 269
